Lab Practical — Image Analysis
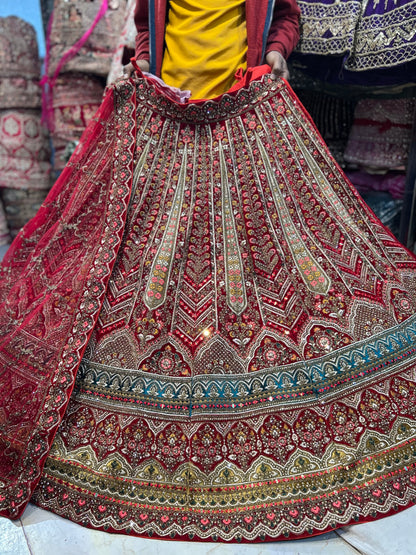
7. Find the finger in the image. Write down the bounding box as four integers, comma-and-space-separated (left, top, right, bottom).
270, 67, 282, 80
122, 64, 134, 78
270, 66, 280, 80
281, 68, 289, 80
271, 65, 289, 81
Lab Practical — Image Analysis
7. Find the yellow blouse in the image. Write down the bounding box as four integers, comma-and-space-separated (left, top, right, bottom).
161, 0, 247, 100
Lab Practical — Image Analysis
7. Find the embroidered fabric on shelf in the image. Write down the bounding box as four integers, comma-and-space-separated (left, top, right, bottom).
0, 111, 51, 190
346, 171, 406, 200
48, 0, 128, 78
0, 110, 51, 237
0, 78, 41, 111
0, 17, 41, 109
51, 73, 105, 170
344, 97, 415, 170
0, 188, 53, 240
0, 17, 51, 239
0, 16, 41, 80
2, 73, 416, 542
107, 0, 136, 85
295, 0, 416, 72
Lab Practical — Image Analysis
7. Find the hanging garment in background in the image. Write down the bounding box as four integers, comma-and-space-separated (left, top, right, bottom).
48, 0, 128, 78
293, 0, 416, 85
344, 97, 415, 170
295, 0, 416, 71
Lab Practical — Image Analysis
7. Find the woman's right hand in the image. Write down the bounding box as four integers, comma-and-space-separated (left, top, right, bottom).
122, 60, 150, 78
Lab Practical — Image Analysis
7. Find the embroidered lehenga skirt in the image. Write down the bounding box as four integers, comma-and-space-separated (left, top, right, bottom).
2, 70, 416, 542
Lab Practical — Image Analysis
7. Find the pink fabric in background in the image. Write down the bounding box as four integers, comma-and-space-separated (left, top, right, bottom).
347, 170, 406, 200
50, 73, 104, 170
344, 98, 415, 170
47, 0, 126, 78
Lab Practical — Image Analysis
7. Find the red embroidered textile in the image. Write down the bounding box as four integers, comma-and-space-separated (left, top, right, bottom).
0, 111, 51, 190
0, 81, 137, 518
2, 71, 416, 542
50, 73, 104, 170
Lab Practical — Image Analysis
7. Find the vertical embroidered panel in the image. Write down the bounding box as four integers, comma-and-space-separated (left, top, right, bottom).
2, 74, 416, 542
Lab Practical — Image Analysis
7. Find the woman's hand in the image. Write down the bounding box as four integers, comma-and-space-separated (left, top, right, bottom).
121, 60, 150, 79
265, 51, 289, 80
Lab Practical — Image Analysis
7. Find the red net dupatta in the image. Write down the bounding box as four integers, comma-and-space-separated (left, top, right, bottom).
0, 80, 137, 518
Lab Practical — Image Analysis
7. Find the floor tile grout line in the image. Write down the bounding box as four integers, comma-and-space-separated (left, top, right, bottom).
19, 518, 35, 555
334, 529, 366, 555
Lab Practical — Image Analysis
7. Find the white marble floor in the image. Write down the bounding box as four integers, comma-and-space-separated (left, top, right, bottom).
1, 503, 416, 555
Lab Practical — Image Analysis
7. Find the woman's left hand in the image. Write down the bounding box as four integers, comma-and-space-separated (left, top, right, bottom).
265, 51, 289, 80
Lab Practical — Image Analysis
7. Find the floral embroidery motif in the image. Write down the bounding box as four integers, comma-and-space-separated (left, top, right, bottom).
2, 75, 416, 543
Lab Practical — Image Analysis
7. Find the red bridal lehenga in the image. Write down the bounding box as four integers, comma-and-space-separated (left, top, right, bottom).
1, 68, 416, 542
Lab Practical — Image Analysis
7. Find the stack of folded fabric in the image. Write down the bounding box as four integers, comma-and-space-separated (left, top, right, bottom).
344, 97, 415, 237
344, 97, 415, 199
0, 16, 52, 240
48, 0, 127, 78
46, 0, 127, 171
50, 72, 105, 170
344, 98, 415, 171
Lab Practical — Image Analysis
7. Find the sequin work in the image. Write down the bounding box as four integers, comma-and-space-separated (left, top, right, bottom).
296, 0, 416, 71
2, 73, 416, 542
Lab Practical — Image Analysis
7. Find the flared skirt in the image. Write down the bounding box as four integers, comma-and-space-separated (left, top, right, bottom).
2, 69, 416, 541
